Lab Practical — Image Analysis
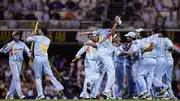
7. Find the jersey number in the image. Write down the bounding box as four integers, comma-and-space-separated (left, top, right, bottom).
39, 44, 48, 55
99, 35, 104, 44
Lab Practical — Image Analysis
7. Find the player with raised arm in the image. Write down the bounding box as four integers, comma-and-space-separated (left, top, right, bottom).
0, 31, 31, 99
80, 16, 122, 99
26, 29, 64, 99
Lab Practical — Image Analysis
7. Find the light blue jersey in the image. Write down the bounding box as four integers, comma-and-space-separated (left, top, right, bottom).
164, 38, 173, 61
125, 42, 139, 98
112, 44, 124, 64
138, 37, 157, 58
27, 35, 50, 57
155, 37, 165, 58
162, 38, 174, 97
76, 40, 97, 61
75, 40, 98, 98
27, 35, 64, 97
137, 37, 157, 96
0, 41, 31, 61
153, 36, 167, 94
112, 44, 124, 98
0, 40, 30, 98
92, 28, 115, 95
133, 39, 142, 61
93, 29, 113, 54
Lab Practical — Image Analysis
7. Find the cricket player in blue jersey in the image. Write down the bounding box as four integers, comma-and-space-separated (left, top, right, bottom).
0, 31, 31, 99
90, 34, 124, 99
123, 32, 140, 99
111, 34, 125, 99
151, 28, 169, 97
161, 30, 176, 100
80, 16, 122, 99
137, 31, 156, 99
26, 29, 64, 99
73, 35, 99, 98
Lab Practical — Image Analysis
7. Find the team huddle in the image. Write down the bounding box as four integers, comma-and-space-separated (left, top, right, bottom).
73, 17, 176, 100
0, 16, 176, 100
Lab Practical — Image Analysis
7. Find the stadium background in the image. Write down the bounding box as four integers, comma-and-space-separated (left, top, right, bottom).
0, 0, 180, 99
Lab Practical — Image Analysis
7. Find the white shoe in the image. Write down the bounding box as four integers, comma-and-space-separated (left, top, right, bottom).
5, 95, 14, 100
139, 90, 148, 99
36, 95, 45, 100
102, 91, 113, 99
118, 97, 122, 100
19, 95, 25, 99
145, 94, 152, 100
83, 95, 90, 99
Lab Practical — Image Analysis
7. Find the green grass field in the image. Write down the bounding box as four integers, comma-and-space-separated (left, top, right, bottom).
0, 99, 176, 101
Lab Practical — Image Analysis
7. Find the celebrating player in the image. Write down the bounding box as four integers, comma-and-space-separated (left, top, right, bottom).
73, 35, 99, 99
111, 34, 125, 99
26, 29, 64, 99
0, 31, 31, 99
137, 31, 156, 99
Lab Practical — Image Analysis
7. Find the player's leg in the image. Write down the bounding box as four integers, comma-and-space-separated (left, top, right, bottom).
8, 61, 24, 98
42, 58, 64, 98
125, 61, 134, 98
153, 58, 167, 95
90, 61, 106, 98
133, 61, 141, 96
86, 60, 98, 95
80, 59, 92, 98
115, 62, 124, 99
33, 57, 44, 98
100, 54, 115, 98
80, 67, 89, 98
146, 58, 156, 97
163, 60, 174, 97
112, 84, 118, 99
6, 79, 15, 99
137, 58, 149, 97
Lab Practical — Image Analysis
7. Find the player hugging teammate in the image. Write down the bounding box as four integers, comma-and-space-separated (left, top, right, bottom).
73, 16, 177, 100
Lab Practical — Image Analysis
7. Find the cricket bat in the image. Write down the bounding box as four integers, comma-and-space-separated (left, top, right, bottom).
29, 22, 39, 66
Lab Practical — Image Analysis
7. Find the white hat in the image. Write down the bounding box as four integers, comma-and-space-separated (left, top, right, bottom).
113, 34, 120, 38
91, 34, 97, 36
12, 31, 20, 36
135, 28, 144, 33
125, 32, 136, 38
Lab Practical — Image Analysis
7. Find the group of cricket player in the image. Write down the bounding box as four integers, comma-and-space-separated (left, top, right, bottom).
0, 29, 64, 99
0, 16, 177, 100
73, 16, 177, 100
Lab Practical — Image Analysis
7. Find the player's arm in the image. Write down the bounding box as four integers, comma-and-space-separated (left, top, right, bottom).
142, 42, 155, 53
0, 43, 12, 54
84, 42, 98, 47
0, 44, 7, 53
23, 43, 31, 57
109, 16, 122, 35
27, 36, 35, 42
72, 45, 88, 62
75, 45, 88, 57
26, 31, 37, 42
79, 31, 93, 36
126, 45, 138, 55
